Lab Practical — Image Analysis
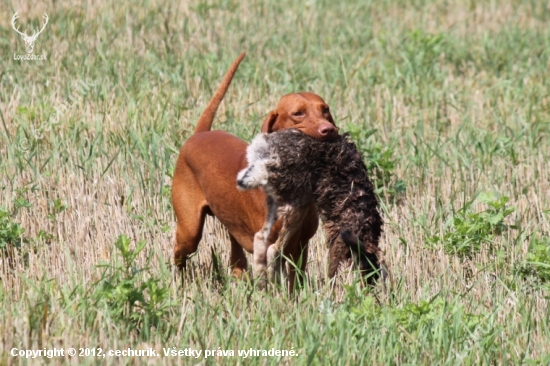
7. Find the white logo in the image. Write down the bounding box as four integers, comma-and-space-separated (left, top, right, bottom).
12, 11, 48, 60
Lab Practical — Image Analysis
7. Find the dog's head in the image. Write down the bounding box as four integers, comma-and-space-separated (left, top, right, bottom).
261, 92, 338, 141
340, 230, 387, 283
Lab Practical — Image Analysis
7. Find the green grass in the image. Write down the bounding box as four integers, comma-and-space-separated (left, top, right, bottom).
1, 0, 550, 364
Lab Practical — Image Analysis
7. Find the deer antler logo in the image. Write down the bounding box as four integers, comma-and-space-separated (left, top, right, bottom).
11, 12, 49, 54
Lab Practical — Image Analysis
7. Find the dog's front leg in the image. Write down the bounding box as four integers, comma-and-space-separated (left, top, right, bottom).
267, 205, 307, 285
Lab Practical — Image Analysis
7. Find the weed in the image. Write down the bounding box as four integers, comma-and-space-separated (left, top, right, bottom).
346, 123, 406, 201
401, 29, 449, 76
92, 235, 172, 337
427, 193, 515, 258
13, 189, 32, 213
0, 206, 25, 252
46, 198, 67, 220
517, 236, 550, 290
526, 237, 550, 282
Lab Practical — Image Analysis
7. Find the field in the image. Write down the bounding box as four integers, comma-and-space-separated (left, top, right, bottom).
1, 0, 550, 364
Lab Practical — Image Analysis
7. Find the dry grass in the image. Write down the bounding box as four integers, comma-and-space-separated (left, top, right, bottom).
1, 0, 549, 364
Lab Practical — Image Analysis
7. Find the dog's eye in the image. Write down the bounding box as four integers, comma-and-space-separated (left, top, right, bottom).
292, 111, 305, 117
322, 107, 330, 114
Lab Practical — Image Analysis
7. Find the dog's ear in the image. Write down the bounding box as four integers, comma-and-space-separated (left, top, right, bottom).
261, 111, 278, 133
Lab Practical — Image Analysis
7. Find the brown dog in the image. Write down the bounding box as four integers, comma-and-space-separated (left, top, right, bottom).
172, 53, 338, 289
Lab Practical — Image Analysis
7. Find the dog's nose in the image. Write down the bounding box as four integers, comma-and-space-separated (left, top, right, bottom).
318, 124, 338, 139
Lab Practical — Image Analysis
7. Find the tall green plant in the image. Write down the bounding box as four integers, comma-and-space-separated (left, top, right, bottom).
92, 235, 172, 335
427, 193, 515, 258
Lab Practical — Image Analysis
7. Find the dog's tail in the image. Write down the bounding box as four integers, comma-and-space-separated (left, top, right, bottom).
193, 52, 246, 134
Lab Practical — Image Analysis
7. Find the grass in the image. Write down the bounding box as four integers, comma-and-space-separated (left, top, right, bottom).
1, 0, 550, 364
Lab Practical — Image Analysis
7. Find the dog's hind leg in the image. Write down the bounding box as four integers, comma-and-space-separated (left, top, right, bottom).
172, 169, 208, 280
173, 205, 206, 279
229, 233, 248, 278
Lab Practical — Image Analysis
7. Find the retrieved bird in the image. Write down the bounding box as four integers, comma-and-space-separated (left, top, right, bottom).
237, 129, 386, 284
